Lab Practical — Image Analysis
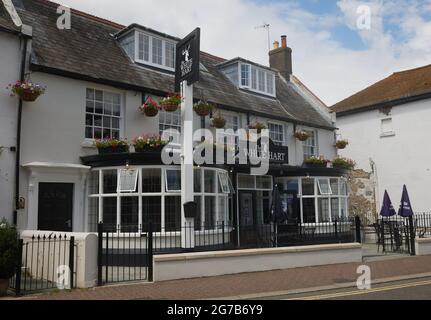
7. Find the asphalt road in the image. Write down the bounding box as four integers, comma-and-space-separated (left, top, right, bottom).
255, 277, 431, 300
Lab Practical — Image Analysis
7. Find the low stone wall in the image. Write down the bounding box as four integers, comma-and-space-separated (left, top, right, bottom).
20, 231, 98, 288
415, 238, 431, 256
153, 243, 362, 282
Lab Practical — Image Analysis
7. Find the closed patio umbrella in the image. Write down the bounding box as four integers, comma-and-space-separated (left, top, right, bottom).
380, 190, 397, 217
398, 185, 414, 217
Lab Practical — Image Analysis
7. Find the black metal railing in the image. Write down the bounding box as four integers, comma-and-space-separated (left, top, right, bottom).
9, 233, 77, 296
97, 218, 357, 285
415, 213, 431, 238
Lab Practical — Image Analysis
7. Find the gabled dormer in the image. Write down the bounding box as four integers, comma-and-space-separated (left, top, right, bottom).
217, 58, 276, 98
116, 24, 179, 72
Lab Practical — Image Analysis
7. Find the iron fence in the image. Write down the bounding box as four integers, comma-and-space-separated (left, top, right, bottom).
9, 233, 77, 296
97, 218, 357, 285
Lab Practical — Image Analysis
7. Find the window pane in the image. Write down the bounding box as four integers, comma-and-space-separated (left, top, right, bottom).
218, 171, 230, 193
86, 88, 95, 100
88, 197, 99, 232
194, 196, 202, 230
142, 196, 161, 232
204, 170, 216, 193
284, 178, 299, 193
204, 196, 216, 229
95, 90, 103, 101
241, 64, 250, 87
85, 127, 93, 139
251, 67, 257, 89
302, 198, 316, 223
103, 170, 117, 194
88, 171, 99, 194
86, 100, 94, 113
266, 73, 274, 94
166, 169, 181, 192
142, 169, 161, 193
194, 168, 201, 193
94, 127, 102, 139
138, 33, 150, 61
95, 102, 103, 114
218, 196, 227, 224
103, 197, 117, 232
330, 179, 339, 195
238, 174, 255, 189
121, 197, 138, 232
302, 178, 314, 195
152, 37, 163, 65
340, 198, 348, 218
165, 196, 181, 232
317, 178, 332, 195
256, 176, 272, 190
318, 198, 330, 223
258, 70, 265, 91
331, 198, 339, 221
165, 41, 175, 68
340, 180, 348, 196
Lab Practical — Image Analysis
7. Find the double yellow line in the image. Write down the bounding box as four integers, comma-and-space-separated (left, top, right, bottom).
287, 279, 431, 300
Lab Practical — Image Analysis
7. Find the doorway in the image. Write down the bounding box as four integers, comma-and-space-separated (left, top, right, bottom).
38, 183, 74, 232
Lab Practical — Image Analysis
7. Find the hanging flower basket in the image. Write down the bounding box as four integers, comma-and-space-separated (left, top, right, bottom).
160, 93, 182, 112
133, 134, 168, 153
211, 114, 226, 129
95, 138, 129, 154
139, 97, 161, 117
193, 100, 215, 117
8, 81, 46, 102
294, 130, 311, 141
335, 139, 349, 150
248, 122, 267, 134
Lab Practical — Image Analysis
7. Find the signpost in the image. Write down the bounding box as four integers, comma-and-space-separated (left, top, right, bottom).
176, 28, 200, 249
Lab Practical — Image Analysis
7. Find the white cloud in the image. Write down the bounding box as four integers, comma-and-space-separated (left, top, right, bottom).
49, 0, 431, 106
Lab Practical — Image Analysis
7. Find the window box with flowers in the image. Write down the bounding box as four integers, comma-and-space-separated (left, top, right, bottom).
160, 93, 182, 112
139, 97, 161, 117
335, 139, 349, 150
133, 134, 168, 153
0, 219, 19, 297
304, 156, 329, 168
210, 113, 226, 129
193, 100, 215, 117
294, 130, 311, 142
8, 81, 46, 102
332, 157, 356, 170
248, 122, 267, 134
95, 138, 129, 154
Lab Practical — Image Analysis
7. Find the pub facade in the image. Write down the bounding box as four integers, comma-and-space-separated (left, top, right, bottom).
1, 0, 349, 245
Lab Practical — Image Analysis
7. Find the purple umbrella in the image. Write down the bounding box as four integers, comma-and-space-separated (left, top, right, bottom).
380, 190, 396, 217
398, 185, 414, 217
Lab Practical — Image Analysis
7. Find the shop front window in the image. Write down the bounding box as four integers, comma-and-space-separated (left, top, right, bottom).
88, 167, 232, 233
276, 177, 349, 224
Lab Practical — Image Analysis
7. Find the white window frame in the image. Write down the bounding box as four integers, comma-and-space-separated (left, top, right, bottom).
238, 63, 276, 97
268, 122, 285, 146
117, 168, 139, 193
303, 129, 318, 159
84, 88, 123, 142
134, 31, 176, 71
317, 178, 332, 196
218, 171, 230, 194
165, 168, 181, 193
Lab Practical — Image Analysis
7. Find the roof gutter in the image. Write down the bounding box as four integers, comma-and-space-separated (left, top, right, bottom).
335, 91, 431, 117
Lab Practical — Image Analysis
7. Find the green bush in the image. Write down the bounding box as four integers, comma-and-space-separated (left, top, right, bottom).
0, 219, 19, 279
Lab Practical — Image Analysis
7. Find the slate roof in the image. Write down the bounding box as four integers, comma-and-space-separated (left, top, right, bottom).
332, 64, 431, 116
14, 0, 334, 129
0, 1, 21, 33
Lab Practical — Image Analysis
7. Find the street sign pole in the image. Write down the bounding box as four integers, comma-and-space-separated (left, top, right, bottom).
181, 80, 194, 249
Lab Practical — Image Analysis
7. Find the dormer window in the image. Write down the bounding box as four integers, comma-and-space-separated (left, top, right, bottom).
220, 60, 276, 97
136, 31, 175, 70
118, 26, 177, 72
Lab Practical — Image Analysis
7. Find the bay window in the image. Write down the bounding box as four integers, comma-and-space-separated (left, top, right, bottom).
88, 167, 233, 233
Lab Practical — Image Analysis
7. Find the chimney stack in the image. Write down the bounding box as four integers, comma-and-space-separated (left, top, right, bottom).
269, 35, 292, 79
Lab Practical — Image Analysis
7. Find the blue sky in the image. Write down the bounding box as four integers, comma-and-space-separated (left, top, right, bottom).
54, 0, 431, 105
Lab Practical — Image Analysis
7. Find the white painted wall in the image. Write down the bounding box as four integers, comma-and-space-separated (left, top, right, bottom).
337, 99, 431, 211
0, 31, 21, 223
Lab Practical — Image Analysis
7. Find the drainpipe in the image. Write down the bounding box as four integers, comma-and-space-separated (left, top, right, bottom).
13, 35, 29, 225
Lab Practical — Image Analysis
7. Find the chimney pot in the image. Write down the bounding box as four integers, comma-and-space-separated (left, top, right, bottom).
273, 41, 279, 50
281, 35, 287, 48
